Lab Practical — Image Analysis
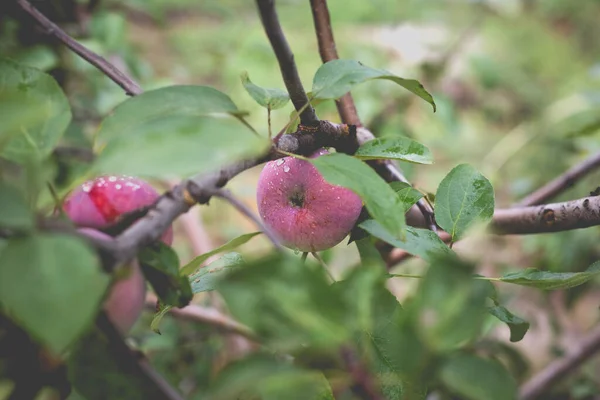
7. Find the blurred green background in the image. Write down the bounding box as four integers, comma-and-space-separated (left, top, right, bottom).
3, 0, 600, 398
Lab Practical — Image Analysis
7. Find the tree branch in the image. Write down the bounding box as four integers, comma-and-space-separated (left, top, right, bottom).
340, 346, 384, 400
519, 324, 600, 400
16, 0, 142, 96
516, 151, 600, 207
255, 0, 318, 126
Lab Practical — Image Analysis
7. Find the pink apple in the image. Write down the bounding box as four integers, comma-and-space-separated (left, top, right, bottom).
257, 148, 363, 252
63, 175, 173, 245
78, 228, 147, 334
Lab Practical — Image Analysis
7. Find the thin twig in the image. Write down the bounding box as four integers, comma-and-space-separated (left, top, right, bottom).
255, 0, 318, 125
213, 189, 283, 250
519, 324, 600, 400
516, 151, 600, 207
340, 346, 385, 400
17, 0, 142, 96
311, 252, 336, 282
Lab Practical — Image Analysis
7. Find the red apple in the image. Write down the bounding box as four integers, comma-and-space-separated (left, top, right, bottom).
257, 148, 363, 252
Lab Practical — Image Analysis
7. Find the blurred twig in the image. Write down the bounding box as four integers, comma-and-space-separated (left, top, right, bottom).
340, 346, 385, 400
520, 324, 600, 400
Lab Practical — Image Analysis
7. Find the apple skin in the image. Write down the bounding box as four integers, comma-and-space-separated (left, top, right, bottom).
77, 228, 147, 334
257, 148, 363, 252
63, 175, 173, 245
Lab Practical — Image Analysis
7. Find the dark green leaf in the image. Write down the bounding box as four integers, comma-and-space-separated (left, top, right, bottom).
310, 153, 406, 238
440, 354, 517, 400
359, 219, 452, 262
241, 71, 290, 110
488, 306, 530, 343
0, 234, 109, 354
354, 137, 433, 164
311, 59, 436, 112
434, 164, 495, 241
93, 85, 269, 178
190, 252, 244, 294
499, 261, 600, 290
138, 243, 192, 307
390, 182, 424, 213
0, 183, 33, 230
0, 58, 71, 163
180, 232, 261, 276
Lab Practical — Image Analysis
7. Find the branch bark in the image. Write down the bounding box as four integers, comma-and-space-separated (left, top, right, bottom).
255, 0, 318, 126
519, 324, 600, 400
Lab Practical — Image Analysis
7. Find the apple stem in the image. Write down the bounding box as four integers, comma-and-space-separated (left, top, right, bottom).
311, 252, 336, 282
301, 252, 308, 263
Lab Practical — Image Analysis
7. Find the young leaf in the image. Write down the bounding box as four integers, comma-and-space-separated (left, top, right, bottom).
309, 153, 406, 238
0, 234, 109, 354
93, 85, 270, 178
354, 137, 433, 164
138, 243, 192, 308
359, 219, 452, 262
390, 182, 424, 213
488, 306, 530, 343
434, 164, 495, 241
190, 252, 244, 294
241, 72, 290, 110
499, 261, 600, 290
311, 59, 436, 112
180, 232, 261, 276
0, 183, 34, 231
440, 354, 518, 400
0, 58, 71, 163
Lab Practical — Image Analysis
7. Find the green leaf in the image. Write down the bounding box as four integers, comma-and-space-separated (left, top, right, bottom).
149, 303, 172, 334
0, 183, 34, 230
0, 58, 71, 163
440, 354, 517, 400
434, 164, 495, 241
217, 253, 348, 351
488, 306, 530, 343
241, 71, 290, 110
190, 252, 244, 294
93, 85, 269, 178
359, 219, 452, 262
138, 243, 192, 308
0, 234, 109, 354
311, 59, 436, 112
354, 137, 433, 164
310, 153, 406, 238
390, 182, 424, 213
499, 261, 600, 290
180, 232, 261, 276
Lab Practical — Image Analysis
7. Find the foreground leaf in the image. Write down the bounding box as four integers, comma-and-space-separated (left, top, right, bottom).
0, 234, 109, 354
434, 164, 495, 241
488, 306, 530, 343
359, 219, 452, 262
180, 232, 261, 276
440, 354, 517, 400
94, 85, 269, 178
354, 137, 433, 164
310, 153, 406, 238
0, 183, 34, 231
241, 72, 290, 110
499, 261, 600, 290
0, 58, 71, 163
311, 59, 436, 112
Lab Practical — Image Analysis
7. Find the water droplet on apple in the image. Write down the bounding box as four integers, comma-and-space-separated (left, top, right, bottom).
276, 159, 285, 166
283, 166, 290, 173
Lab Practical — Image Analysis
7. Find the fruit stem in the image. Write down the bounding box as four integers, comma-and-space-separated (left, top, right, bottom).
311, 252, 336, 282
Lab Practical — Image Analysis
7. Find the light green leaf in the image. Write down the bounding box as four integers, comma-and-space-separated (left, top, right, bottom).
354, 137, 433, 164
190, 252, 244, 294
359, 219, 452, 262
93, 85, 269, 178
390, 182, 424, 213
150, 303, 172, 334
499, 261, 600, 290
180, 232, 261, 276
0, 234, 109, 354
241, 72, 290, 110
440, 354, 517, 400
310, 153, 405, 238
488, 305, 530, 343
311, 59, 436, 112
434, 164, 495, 241
0, 183, 34, 230
0, 58, 71, 163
